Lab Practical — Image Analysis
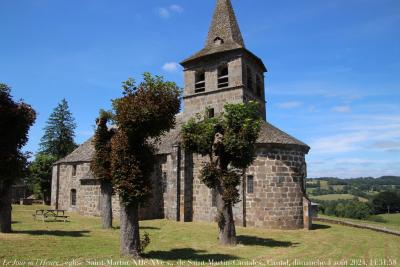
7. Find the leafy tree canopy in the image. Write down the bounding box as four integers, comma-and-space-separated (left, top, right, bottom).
28, 153, 57, 201
182, 101, 261, 204
39, 99, 77, 159
91, 110, 115, 183
372, 191, 400, 214
111, 73, 181, 205
0, 83, 36, 189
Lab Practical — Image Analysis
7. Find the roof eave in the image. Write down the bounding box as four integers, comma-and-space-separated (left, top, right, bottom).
181, 47, 267, 72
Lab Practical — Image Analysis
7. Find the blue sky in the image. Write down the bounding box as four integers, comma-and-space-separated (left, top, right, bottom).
1, 0, 399, 178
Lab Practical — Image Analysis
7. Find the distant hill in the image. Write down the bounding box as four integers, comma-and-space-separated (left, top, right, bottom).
306, 176, 400, 200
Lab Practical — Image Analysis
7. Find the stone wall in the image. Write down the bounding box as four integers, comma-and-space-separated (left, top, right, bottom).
52, 160, 164, 220
51, 144, 307, 230
187, 144, 307, 230
190, 153, 244, 225
245, 145, 306, 229
51, 163, 91, 212
162, 152, 179, 221
183, 51, 266, 121
303, 197, 312, 230
79, 179, 101, 216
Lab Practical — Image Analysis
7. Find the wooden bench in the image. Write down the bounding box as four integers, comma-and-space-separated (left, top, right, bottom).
54, 215, 69, 222
33, 209, 69, 222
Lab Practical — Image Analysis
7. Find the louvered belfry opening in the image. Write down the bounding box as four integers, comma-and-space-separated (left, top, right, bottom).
195, 71, 206, 93
218, 64, 229, 88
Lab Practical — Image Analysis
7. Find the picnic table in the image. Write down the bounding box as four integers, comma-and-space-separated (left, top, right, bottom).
33, 209, 69, 222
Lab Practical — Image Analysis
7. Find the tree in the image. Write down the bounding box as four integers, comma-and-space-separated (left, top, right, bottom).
28, 154, 57, 205
182, 102, 261, 246
39, 99, 77, 160
0, 84, 36, 233
110, 73, 180, 257
372, 191, 400, 214
91, 110, 115, 229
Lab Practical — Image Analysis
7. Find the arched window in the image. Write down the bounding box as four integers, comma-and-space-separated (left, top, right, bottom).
217, 64, 229, 88
195, 71, 206, 93
71, 189, 77, 206
211, 189, 217, 207
247, 175, 254, 194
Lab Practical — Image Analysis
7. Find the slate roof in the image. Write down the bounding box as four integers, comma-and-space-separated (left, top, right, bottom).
55, 117, 309, 164
54, 114, 183, 164
55, 138, 95, 164
258, 121, 309, 149
205, 0, 244, 48
181, 0, 266, 71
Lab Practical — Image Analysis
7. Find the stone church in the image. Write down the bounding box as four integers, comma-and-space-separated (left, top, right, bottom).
51, 0, 312, 230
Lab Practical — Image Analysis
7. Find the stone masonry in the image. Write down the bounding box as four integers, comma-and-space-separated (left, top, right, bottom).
51, 0, 312, 230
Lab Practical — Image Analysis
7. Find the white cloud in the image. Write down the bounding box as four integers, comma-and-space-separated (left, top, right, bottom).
311, 133, 367, 154
309, 114, 400, 156
169, 4, 184, 13
308, 105, 317, 112
162, 62, 180, 72
157, 4, 184, 19
157, 7, 170, 19
276, 101, 302, 109
371, 140, 400, 150
332, 105, 351, 113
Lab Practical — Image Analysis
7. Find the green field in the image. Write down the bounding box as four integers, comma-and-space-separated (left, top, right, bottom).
319, 213, 400, 231
306, 188, 316, 193
1, 205, 399, 267
319, 180, 329, 189
311, 194, 368, 202
378, 213, 400, 225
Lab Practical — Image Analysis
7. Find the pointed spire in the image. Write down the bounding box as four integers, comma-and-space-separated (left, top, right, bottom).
205, 0, 245, 48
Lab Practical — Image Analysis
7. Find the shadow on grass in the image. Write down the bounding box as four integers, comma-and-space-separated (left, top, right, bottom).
145, 248, 239, 261
12, 221, 20, 224
237, 235, 298, 247
13, 230, 90, 237
140, 226, 161, 230
112, 226, 160, 230
311, 224, 331, 230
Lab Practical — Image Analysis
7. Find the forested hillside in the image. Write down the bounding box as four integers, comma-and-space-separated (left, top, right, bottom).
306, 176, 400, 221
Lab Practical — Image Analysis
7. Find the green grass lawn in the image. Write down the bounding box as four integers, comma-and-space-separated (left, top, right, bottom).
311, 194, 368, 202
1, 205, 399, 267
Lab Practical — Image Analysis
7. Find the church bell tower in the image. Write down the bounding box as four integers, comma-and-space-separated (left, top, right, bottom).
181, 0, 267, 120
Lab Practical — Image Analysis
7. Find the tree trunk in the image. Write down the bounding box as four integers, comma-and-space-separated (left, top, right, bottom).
216, 190, 237, 246
0, 184, 12, 233
119, 201, 141, 258
101, 181, 113, 229
44, 191, 51, 205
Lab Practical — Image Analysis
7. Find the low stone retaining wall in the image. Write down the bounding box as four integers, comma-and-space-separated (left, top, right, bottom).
314, 217, 400, 236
